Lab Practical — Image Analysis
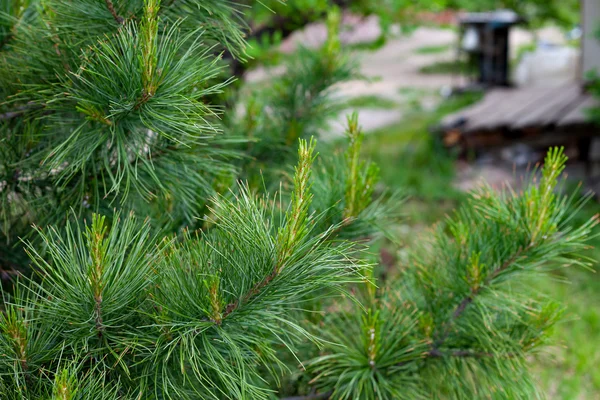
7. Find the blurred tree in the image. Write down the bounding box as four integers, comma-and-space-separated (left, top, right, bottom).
233, 0, 579, 76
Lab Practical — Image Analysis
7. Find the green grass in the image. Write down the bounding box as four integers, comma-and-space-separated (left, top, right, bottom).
414, 44, 451, 55
358, 91, 482, 206
397, 87, 438, 113
419, 59, 471, 75
397, 87, 432, 97
345, 95, 399, 110
347, 35, 387, 52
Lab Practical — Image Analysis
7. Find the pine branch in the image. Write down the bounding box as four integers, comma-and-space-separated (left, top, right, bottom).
139, 0, 160, 104
451, 244, 533, 321
430, 235, 539, 358
87, 215, 109, 339
429, 150, 573, 353
308, 148, 597, 399
343, 113, 379, 220
221, 268, 278, 321
276, 138, 317, 268
221, 138, 317, 320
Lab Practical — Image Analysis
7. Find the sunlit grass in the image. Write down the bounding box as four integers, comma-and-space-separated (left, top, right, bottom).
419, 59, 470, 75
358, 91, 481, 203
345, 95, 399, 110
414, 44, 451, 54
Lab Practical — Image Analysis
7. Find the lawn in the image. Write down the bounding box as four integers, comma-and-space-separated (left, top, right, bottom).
419, 59, 470, 75
344, 95, 399, 110
414, 44, 452, 54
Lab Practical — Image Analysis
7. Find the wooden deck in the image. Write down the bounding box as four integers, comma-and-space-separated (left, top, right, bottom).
440, 84, 600, 151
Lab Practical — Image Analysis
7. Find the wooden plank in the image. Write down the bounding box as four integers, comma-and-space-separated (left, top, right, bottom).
440, 89, 510, 129
556, 95, 599, 126
466, 86, 558, 132
512, 84, 583, 128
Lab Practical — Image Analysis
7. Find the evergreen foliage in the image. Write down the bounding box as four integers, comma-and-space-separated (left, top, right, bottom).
0, 0, 249, 263
0, 1, 597, 399
309, 149, 598, 399
2, 141, 363, 399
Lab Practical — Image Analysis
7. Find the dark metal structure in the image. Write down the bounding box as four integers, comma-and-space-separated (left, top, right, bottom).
458, 11, 523, 87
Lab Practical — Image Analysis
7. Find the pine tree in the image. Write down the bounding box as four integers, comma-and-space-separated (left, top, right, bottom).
0, 1, 598, 399
308, 149, 598, 399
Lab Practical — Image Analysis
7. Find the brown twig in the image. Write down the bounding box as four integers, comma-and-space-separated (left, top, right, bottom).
221, 267, 278, 321
395, 346, 517, 369
456, 245, 528, 317
105, 0, 125, 24
94, 295, 104, 339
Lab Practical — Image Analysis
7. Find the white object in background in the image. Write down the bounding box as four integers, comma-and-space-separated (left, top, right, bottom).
440, 85, 453, 99
566, 26, 582, 41
514, 53, 531, 86
461, 27, 479, 52
514, 45, 579, 86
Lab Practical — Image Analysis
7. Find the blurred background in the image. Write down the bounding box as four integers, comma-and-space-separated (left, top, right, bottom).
240, 0, 600, 398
